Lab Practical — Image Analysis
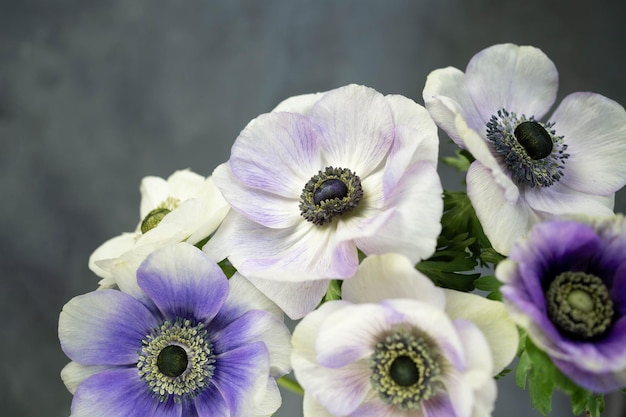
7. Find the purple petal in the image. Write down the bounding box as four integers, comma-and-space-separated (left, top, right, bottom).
309, 84, 395, 177
552, 357, 626, 394
465, 43, 558, 123
191, 385, 230, 417
59, 290, 159, 366
211, 343, 270, 416
229, 111, 322, 197
137, 243, 228, 322
71, 368, 179, 417
423, 393, 461, 417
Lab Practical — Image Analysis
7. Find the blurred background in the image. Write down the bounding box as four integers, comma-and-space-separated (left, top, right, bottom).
2, 0, 625, 416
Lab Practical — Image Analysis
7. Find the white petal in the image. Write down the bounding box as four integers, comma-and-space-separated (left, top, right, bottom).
245, 274, 331, 320
88, 232, 136, 282
466, 162, 540, 255
60, 362, 116, 394
341, 253, 446, 309
139, 175, 169, 218
272, 91, 325, 113
524, 182, 615, 217
303, 392, 336, 417
465, 43, 558, 122
251, 378, 282, 417
551, 92, 626, 195
443, 289, 518, 374
165, 169, 207, 200
423, 66, 487, 148
230, 111, 322, 198
309, 84, 395, 176
227, 273, 284, 319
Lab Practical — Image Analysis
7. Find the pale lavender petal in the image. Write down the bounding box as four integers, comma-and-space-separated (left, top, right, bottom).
137, 243, 228, 322
465, 43, 558, 123
353, 161, 443, 263
211, 343, 270, 417
309, 84, 395, 177
341, 253, 446, 309
71, 368, 171, 417
423, 393, 463, 417
230, 112, 322, 197
205, 212, 358, 281
212, 163, 301, 229
59, 290, 158, 365
467, 162, 540, 255
551, 92, 626, 195
423, 66, 487, 148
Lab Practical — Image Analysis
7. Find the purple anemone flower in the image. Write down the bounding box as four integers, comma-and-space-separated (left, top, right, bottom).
59, 243, 291, 417
423, 43, 626, 255
497, 215, 626, 393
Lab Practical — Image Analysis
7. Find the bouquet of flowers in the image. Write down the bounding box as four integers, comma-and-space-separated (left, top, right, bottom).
58, 43, 626, 417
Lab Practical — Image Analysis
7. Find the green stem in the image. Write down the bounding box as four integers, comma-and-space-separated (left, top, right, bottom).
277, 376, 304, 395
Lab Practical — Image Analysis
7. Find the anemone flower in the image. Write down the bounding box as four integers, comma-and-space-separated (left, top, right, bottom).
60, 243, 291, 417
204, 84, 443, 318
292, 253, 518, 416
89, 169, 229, 287
423, 43, 626, 254
497, 215, 626, 393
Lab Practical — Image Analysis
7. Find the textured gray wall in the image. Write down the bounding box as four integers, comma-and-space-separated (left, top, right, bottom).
2, 1, 625, 416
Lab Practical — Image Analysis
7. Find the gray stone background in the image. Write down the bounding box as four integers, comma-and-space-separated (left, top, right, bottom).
2, 0, 626, 416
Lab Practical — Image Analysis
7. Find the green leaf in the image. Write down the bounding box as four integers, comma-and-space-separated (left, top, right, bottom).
441, 149, 474, 172
474, 275, 504, 300
323, 280, 342, 302
218, 259, 237, 278
515, 349, 531, 390
479, 247, 506, 266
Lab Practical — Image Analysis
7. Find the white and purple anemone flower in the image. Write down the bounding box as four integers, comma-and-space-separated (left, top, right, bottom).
204, 84, 443, 318
497, 215, 626, 393
423, 43, 626, 255
89, 169, 230, 287
59, 243, 291, 417
292, 253, 519, 417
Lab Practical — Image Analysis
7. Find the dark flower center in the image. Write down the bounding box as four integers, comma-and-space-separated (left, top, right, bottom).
299, 166, 363, 226
514, 121, 553, 160
141, 208, 171, 234
138, 318, 216, 401
370, 329, 443, 409
486, 109, 569, 188
157, 345, 189, 377
546, 271, 614, 339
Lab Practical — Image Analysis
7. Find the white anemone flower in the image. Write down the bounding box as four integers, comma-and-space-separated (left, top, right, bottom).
203, 84, 443, 318
292, 253, 518, 417
89, 169, 230, 287
423, 43, 626, 254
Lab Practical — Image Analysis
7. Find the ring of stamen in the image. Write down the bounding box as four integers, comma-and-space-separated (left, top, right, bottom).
299, 166, 363, 226
369, 329, 444, 409
546, 271, 614, 339
486, 109, 569, 188
137, 318, 216, 402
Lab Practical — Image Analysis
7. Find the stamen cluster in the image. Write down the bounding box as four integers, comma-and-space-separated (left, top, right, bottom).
369, 328, 443, 409
137, 317, 216, 402
486, 109, 569, 188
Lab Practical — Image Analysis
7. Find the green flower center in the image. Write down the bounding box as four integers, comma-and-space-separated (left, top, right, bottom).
546, 271, 614, 339
140, 196, 180, 233
299, 166, 363, 226
370, 329, 443, 409
137, 318, 215, 401
486, 109, 569, 188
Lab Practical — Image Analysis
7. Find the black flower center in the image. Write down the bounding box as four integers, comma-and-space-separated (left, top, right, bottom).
141, 208, 171, 234
157, 345, 188, 377
370, 329, 443, 409
138, 318, 216, 401
299, 166, 363, 226
514, 121, 553, 160
486, 109, 569, 188
546, 271, 614, 339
